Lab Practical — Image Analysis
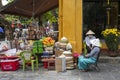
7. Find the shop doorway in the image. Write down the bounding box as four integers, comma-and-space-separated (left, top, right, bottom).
83, 0, 119, 39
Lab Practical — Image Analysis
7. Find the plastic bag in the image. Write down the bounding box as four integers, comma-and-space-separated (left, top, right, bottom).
0, 41, 9, 51
20, 42, 25, 49
66, 43, 72, 50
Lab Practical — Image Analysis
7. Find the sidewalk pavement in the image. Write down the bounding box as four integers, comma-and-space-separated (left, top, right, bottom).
0, 62, 120, 80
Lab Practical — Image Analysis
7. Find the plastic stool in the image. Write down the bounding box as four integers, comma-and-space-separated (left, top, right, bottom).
43, 61, 48, 68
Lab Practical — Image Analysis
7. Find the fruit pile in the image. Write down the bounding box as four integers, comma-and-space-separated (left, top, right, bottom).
42, 37, 55, 47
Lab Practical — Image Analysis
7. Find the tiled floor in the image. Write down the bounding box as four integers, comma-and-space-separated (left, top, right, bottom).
0, 63, 120, 80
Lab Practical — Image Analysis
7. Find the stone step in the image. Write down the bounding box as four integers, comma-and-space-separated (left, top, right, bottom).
99, 56, 120, 63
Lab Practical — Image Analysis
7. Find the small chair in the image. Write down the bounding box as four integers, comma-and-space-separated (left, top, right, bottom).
20, 51, 38, 71
83, 41, 87, 55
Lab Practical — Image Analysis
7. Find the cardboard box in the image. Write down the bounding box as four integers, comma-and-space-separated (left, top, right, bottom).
55, 50, 64, 57
55, 57, 66, 72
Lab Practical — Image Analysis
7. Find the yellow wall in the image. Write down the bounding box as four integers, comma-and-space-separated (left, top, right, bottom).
59, 0, 83, 53
58, 0, 120, 52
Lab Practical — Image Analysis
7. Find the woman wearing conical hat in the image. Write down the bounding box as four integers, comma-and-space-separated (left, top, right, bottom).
78, 38, 101, 71
84, 30, 96, 53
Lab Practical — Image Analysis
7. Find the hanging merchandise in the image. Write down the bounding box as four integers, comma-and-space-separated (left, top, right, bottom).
0, 41, 9, 51
0, 27, 4, 33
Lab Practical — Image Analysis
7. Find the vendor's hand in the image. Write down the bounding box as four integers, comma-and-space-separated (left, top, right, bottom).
84, 55, 88, 58
88, 46, 92, 50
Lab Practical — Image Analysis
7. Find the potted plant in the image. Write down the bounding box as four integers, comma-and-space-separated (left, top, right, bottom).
101, 28, 120, 57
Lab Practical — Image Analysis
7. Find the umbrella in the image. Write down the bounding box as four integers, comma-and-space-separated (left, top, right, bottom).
0, 0, 58, 18
0, 27, 4, 33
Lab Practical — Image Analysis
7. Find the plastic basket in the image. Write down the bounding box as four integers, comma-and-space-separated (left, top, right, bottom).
0, 58, 20, 71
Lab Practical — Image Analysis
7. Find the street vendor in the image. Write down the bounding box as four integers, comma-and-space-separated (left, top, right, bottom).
78, 38, 101, 71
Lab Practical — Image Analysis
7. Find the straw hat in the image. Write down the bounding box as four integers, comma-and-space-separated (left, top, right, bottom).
86, 30, 95, 35
60, 37, 68, 43
90, 38, 101, 47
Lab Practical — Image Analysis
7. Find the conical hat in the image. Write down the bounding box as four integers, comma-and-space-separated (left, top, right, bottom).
86, 30, 95, 35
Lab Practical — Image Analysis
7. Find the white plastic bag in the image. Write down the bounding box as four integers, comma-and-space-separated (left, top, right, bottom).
0, 42, 2, 51
66, 43, 72, 50
20, 42, 25, 49
2, 42, 8, 50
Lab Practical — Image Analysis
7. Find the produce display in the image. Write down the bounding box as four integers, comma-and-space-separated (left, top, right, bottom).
32, 40, 43, 54
42, 37, 55, 47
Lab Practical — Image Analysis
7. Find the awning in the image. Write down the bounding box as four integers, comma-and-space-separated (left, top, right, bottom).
84, 0, 119, 2
0, 0, 58, 18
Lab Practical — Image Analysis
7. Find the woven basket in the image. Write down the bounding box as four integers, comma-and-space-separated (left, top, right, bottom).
55, 50, 64, 57
45, 46, 53, 51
